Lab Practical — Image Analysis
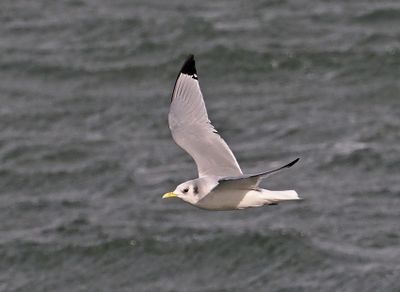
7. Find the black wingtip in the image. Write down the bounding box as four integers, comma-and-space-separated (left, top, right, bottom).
180, 54, 197, 76
287, 158, 300, 168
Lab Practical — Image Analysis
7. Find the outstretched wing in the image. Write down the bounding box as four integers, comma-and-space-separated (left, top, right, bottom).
168, 55, 242, 177
217, 158, 300, 189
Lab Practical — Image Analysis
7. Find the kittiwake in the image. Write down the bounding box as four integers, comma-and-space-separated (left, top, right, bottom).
162, 55, 301, 210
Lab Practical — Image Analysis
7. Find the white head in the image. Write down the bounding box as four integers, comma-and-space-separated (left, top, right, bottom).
162, 180, 202, 205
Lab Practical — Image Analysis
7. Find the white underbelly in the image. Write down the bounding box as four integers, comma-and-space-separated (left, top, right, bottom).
195, 189, 267, 210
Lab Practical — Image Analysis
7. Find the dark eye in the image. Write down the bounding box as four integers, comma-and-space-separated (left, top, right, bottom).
183, 188, 189, 193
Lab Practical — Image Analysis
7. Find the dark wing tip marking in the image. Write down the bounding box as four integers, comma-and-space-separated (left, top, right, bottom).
180, 54, 197, 76
286, 158, 300, 168
171, 54, 198, 102
260, 157, 300, 177
217, 158, 300, 185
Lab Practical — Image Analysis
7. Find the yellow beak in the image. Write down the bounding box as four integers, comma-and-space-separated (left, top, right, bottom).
162, 192, 177, 199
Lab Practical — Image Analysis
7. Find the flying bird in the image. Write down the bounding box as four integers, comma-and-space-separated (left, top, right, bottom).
162, 55, 300, 210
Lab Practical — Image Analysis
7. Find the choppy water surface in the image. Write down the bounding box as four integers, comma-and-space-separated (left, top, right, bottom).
1, 0, 399, 291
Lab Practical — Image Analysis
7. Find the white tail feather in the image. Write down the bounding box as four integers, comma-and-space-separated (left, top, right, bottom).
262, 189, 300, 202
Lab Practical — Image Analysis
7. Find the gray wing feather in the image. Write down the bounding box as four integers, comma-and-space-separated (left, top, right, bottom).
169, 56, 242, 178
217, 158, 300, 189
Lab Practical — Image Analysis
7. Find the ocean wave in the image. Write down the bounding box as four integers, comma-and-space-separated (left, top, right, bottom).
0, 229, 321, 266
355, 8, 400, 23
319, 141, 384, 170
3, 228, 396, 291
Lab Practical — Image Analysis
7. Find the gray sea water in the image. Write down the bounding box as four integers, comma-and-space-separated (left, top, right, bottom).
1, 0, 400, 291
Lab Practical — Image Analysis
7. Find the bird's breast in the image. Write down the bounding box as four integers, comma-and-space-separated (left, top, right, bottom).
195, 189, 257, 210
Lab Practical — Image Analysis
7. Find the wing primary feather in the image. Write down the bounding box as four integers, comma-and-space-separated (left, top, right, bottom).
285, 158, 300, 168
171, 54, 197, 102
246, 158, 300, 178
180, 54, 196, 75
168, 55, 243, 177
219, 158, 300, 183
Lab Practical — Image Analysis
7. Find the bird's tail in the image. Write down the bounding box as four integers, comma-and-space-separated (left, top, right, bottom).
261, 189, 300, 204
